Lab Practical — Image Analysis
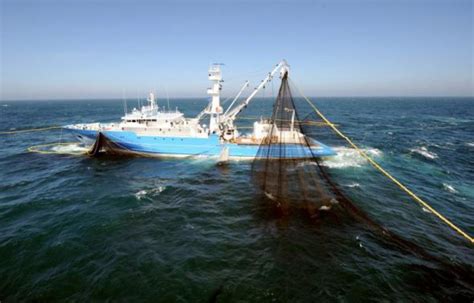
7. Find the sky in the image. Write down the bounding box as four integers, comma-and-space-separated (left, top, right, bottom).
0, 0, 473, 100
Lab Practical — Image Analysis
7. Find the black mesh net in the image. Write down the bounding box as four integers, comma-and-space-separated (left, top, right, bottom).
250, 72, 474, 270
88, 132, 140, 157
251, 72, 344, 217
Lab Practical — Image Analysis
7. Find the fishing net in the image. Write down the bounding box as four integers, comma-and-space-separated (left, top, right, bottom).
250, 73, 474, 301
251, 72, 337, 216
88, 132, 140, 157
250, 71, 474, 269
251, 71, 371, 221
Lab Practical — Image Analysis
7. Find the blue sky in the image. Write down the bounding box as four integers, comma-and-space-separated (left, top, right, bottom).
1, 0, 472, 100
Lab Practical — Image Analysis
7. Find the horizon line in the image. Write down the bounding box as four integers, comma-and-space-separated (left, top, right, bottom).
2, 95, 474, 102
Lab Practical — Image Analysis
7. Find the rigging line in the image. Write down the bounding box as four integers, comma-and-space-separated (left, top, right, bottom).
271, 77, 275, 99
137, 90, 141, 108
165, 87, 171, 110
122, 89, 127, 116
290, 78, 474, 244
221, 96, 233, 105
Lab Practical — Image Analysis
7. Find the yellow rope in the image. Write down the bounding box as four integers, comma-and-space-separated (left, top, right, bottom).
28, 142, 88, 155
293, 83, 474, 244
0, 126, 61, 135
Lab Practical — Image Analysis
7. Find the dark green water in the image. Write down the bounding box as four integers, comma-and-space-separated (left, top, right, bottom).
0, 98, 473, 302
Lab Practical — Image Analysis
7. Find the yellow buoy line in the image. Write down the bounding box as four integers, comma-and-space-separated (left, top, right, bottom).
0, 125, 87, 155
0, 125, 62, 135
290, 78, 473, 244
0, 125, 91, 156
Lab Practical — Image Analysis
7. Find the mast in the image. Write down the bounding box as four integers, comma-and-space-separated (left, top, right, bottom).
195, 80, 248, 122
147, 92, 156, 109
206, 64, 223, 133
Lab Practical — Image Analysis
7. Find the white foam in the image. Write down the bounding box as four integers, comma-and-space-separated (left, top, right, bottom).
135, 186, 166, 200
442, 183, 457, 193
319, 205, 331, 211
51, 143, 88, 154
135, 190, 147, 200
355, 234, 364, 248
321, 147, 382, 169
410, 146, 438, 160
422, 207, 432, 213
346, 182, 360, 188
295, 161, 318, 168
466, 142, 474, 147
157, 186, 165, 194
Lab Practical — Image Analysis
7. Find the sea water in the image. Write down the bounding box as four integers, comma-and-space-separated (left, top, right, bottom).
0, 97, 473, 301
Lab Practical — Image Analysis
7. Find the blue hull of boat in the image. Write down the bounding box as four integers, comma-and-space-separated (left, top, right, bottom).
66, 128, 336, 159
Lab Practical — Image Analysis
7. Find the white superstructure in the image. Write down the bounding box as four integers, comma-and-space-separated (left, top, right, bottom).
66, 60, 305, 144
205, 64, 224, 133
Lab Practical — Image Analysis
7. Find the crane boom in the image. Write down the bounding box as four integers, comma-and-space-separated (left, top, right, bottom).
223, 80, 250, 116
224, 60, 288, 121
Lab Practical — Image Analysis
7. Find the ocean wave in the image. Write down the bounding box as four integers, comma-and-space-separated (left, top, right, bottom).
466, 142, 474, 147
135, 190, 147, 200
321, 147, 382, 169
442, 183, 457, 194
409, 146, 438, 160
135, 186, 166, 200
430, 116, 474, 127
346, 182, 361, 188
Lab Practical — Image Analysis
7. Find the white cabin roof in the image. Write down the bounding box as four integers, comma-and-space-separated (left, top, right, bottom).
122, 110, 183, 121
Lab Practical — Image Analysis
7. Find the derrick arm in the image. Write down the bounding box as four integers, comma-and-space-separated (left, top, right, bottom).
223, 80, 250, 116
224, 60, 288, 122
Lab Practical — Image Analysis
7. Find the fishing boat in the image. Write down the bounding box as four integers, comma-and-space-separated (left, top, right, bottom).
64, 60, 336, 160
